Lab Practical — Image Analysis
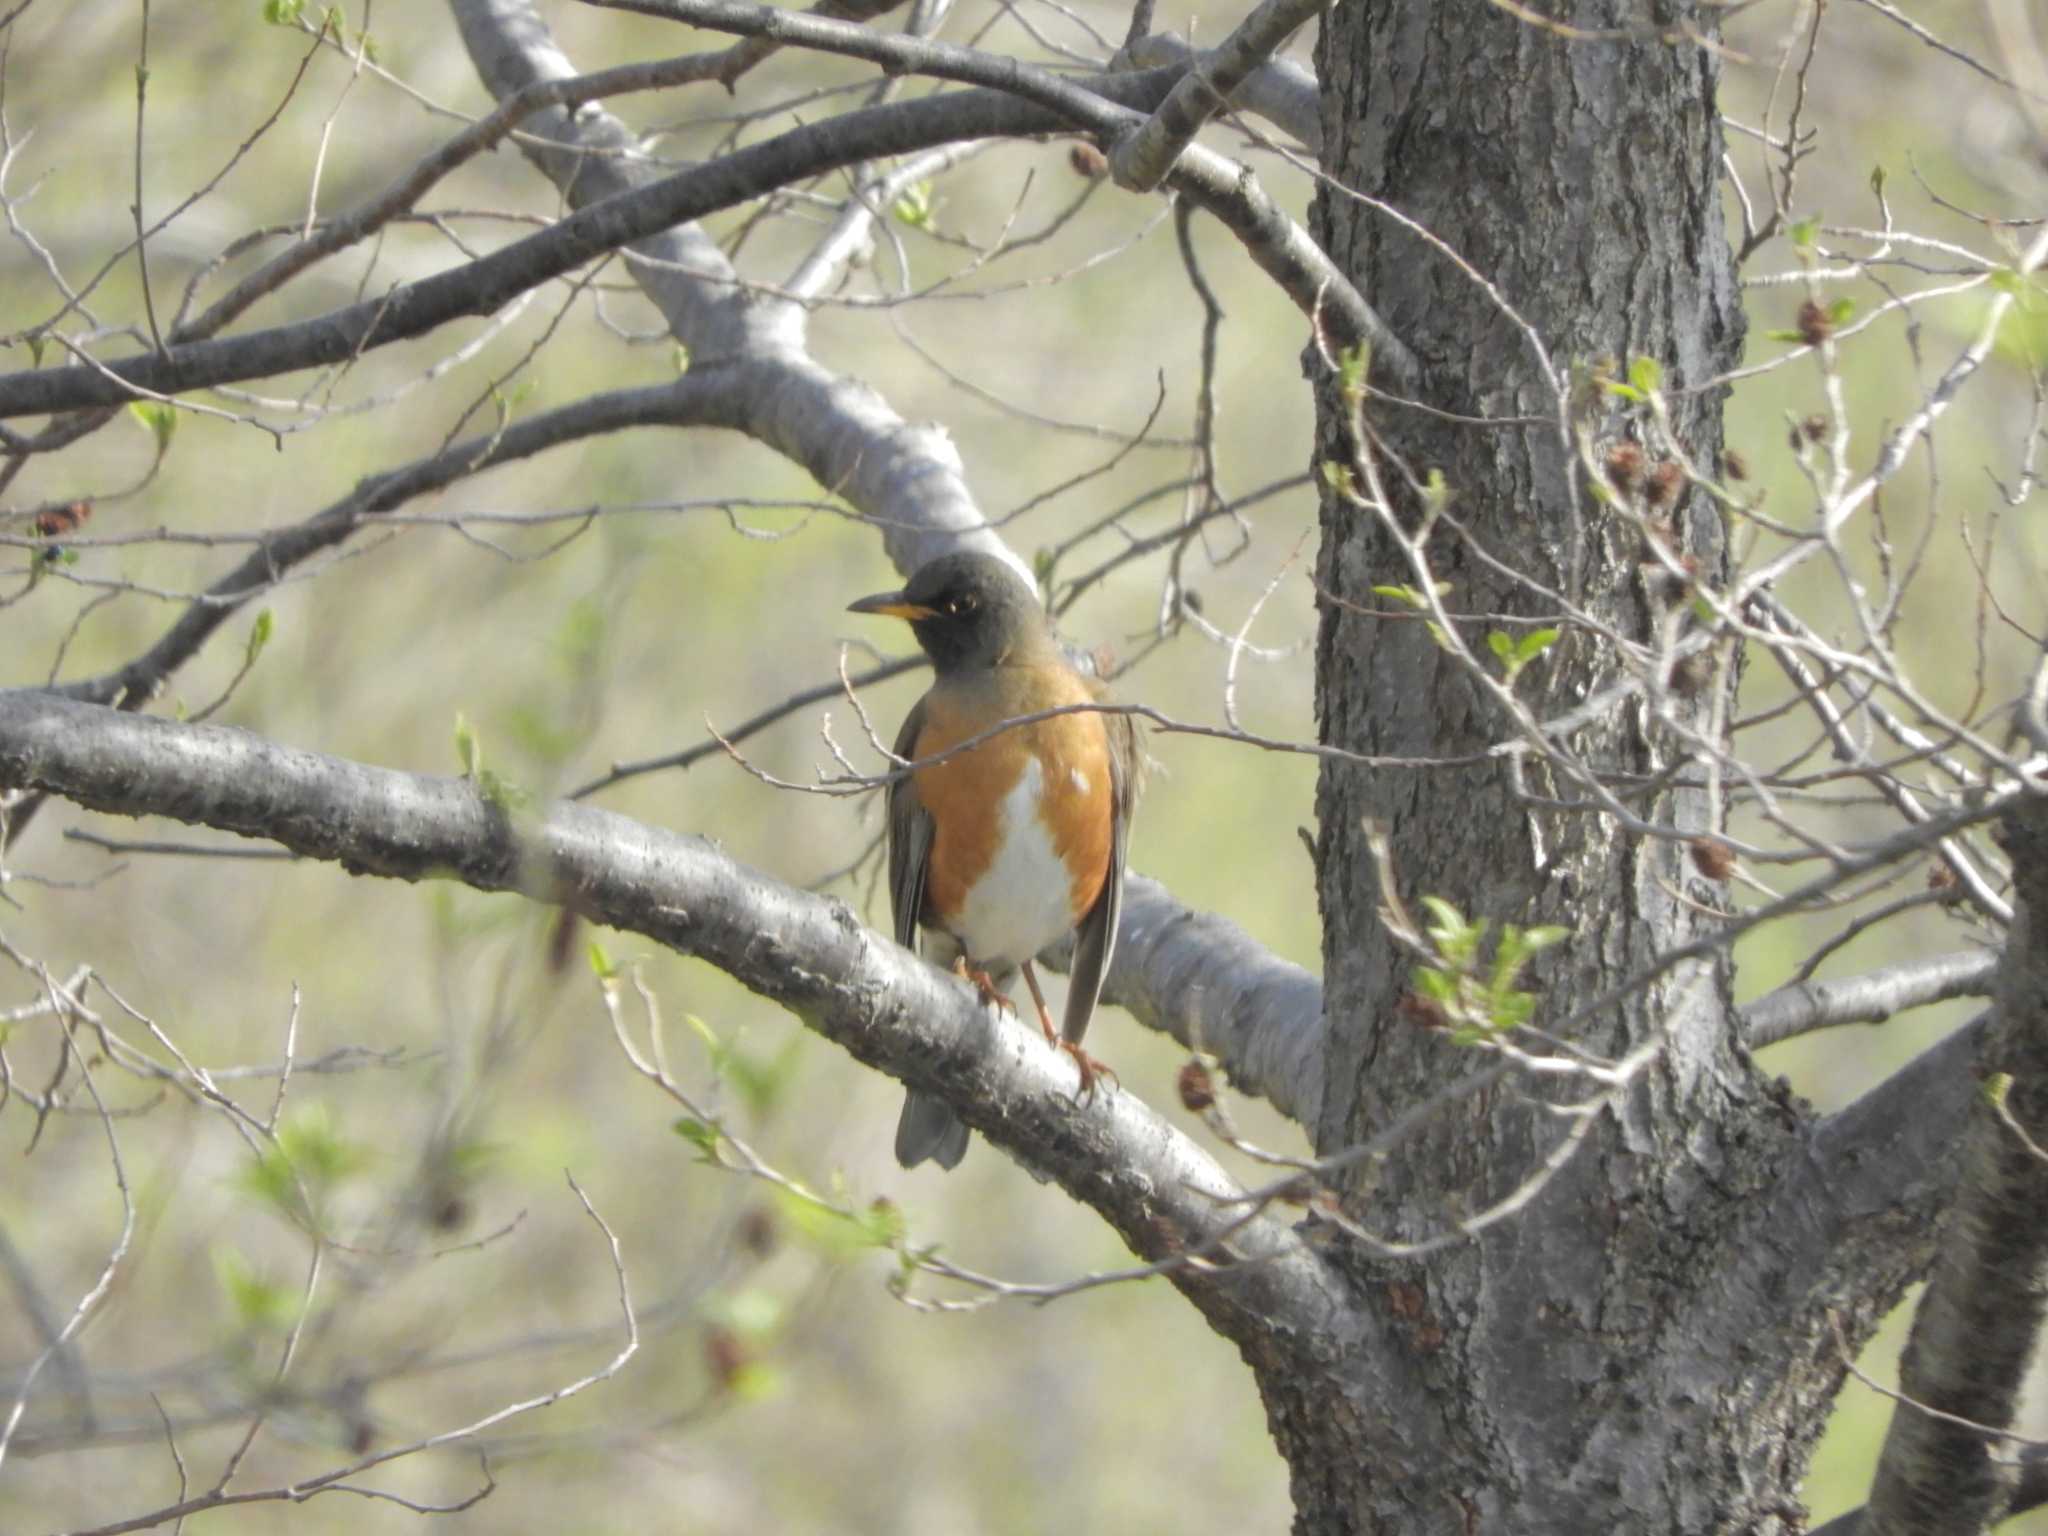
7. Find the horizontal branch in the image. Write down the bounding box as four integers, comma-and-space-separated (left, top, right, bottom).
1741, 949, 2000, 1049
50, 376, 734, 709
0, 691, 1341, 1344
0, 14, 1408, 422
587, 0, 1414, 383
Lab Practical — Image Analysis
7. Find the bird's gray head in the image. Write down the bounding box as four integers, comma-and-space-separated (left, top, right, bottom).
847, 552, 1050, 674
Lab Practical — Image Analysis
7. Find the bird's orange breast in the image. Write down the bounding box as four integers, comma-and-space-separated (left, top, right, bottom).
913, 668, 1114, 949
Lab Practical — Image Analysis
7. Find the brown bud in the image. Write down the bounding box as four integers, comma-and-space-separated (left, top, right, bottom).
1720, 449, 1749, 482
1689, 836, 1737, 882
33, 500, 90, 538
736, 1206, 778, 1260
1667, 653, 1714, 697
1926, 863, 1959, 898
430, 1194, 470, 1232
1603, 441, 1647, 496
1802, 414, 1827, 443
1644, 460, 1685, 511
1177, 1059, 1216, 1112
704, 1327, 747, 1391
1396, 991, 1447, 1029
1068, 141, 1108, 178
1796, 299, 1832, 347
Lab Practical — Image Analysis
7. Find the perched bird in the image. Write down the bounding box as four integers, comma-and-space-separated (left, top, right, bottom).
849, 552, 1139, 1170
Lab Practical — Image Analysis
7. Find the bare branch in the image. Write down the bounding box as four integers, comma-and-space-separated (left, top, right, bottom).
0, 691, 1338, 1343
1123, 33, 1320, 154
1741, 949, 2000, 1048
1109, 0, 1316, 191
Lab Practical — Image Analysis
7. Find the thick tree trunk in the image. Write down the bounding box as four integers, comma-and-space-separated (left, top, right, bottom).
1259, 3, 1918, 1531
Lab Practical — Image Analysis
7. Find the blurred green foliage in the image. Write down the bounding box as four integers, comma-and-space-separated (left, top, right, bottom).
0, 1, 2041, 1532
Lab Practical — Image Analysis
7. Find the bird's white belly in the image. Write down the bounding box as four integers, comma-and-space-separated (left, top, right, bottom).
945, 757, 1076, 968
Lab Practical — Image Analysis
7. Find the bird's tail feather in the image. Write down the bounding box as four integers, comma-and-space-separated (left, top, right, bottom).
895, 1089, 970, 1170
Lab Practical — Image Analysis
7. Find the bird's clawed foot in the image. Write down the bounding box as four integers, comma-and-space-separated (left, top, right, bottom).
952, 956, 1015, 1015
1059, 1039, 1118, 1101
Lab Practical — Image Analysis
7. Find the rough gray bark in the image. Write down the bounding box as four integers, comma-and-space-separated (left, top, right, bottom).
1861, 798, 2048, 1536
1278, 2, 1935, 1531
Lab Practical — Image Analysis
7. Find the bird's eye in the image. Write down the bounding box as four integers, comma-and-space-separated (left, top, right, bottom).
947, 593, 976, 616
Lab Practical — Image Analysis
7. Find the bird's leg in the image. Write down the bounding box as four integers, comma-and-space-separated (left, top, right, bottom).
1020, 962, 1060, 1046
1058, 1039, 1119, 1101
952, 955, 1015, 1015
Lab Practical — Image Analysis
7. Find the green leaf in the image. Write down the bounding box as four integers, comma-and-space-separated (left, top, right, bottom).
1516, 628, 1561, 664
1628, 356, 1663, 395
1371, 582, 1450, 610
244, 608, 274, 666
1826, 297, 1855, 327
453, 712, 479, 778
1520, 924, 1571, 953
1337, 343, 1371, 403
1493, 927, 1530, 977
276, 1104, 368, 1186
262, 0, 307, 23
1320, 460, 1355, 495
1487, 631, 1514, 663
727, 1360, 782, 1400
128, 400, 177, 451
236, 1146, 301, 1214
1419, 896, 1468, 939
860, 1197, 906, 1248
1788, 216, 1820, 249
673, 1117, 722, 1158
1599, 381, 1644, 403
892, 182, 935, 230
776, 1189, 892, 1259
1413, 966, 1456, 1004
1421, 469, 1451, 513
214, 1247, 299, 1331
588, 941, 617, 981
475, 768, 531, 813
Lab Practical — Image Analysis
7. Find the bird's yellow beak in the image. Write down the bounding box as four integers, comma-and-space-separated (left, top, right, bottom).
847, 591, 936, 620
